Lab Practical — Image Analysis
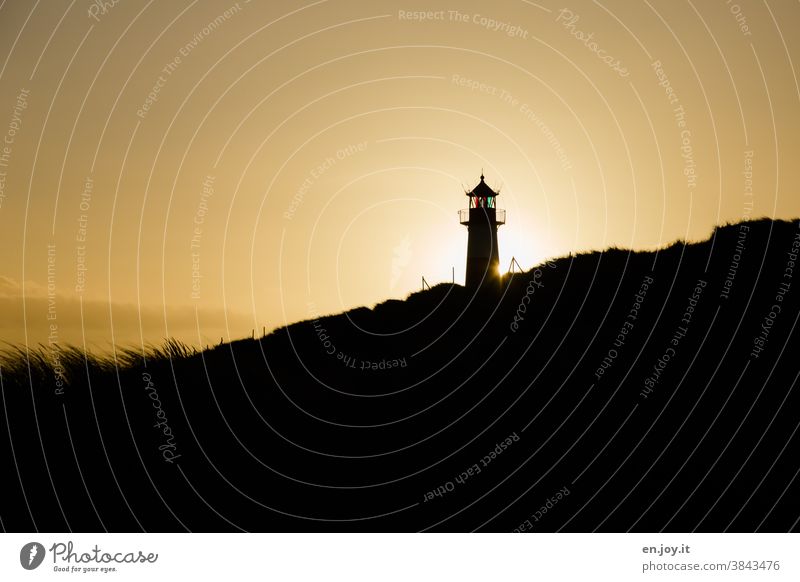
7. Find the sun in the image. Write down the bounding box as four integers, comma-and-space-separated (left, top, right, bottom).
498, 226, 549, 274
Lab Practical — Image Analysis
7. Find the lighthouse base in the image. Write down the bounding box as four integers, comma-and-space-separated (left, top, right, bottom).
465, 257, 502, 290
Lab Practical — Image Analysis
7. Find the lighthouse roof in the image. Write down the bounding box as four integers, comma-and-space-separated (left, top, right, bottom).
467, 173, 499, 197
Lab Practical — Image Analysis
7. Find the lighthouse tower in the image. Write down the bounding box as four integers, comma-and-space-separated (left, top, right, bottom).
460, 173, 505, 288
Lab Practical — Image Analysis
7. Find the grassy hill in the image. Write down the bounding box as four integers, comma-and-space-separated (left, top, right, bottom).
2, 217, 799, 532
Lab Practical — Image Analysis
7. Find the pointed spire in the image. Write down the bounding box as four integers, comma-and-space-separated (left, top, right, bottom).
468, 172, 498, 197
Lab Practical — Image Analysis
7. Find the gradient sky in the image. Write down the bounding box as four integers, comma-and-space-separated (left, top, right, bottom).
0, 0, 798, 349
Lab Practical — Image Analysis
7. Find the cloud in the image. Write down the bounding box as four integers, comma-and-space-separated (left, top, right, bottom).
0, 276, 256, 350
0, 276, 47, 298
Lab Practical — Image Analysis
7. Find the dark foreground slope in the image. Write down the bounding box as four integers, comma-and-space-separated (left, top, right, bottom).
2, 218, 799, 532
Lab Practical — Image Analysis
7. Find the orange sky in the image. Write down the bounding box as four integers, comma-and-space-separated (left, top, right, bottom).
0, 0, 798, 349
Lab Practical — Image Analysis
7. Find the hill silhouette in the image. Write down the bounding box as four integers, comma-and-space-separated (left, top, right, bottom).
1, 217, 799, 532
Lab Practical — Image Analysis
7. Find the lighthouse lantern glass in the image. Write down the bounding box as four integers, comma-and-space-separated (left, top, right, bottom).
470, 195, 495, 209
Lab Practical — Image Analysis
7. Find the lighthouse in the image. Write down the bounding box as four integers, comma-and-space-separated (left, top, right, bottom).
460, 173, 505, 288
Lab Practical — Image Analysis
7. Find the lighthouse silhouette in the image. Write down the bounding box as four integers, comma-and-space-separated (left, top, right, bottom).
460, 173, 505, 288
